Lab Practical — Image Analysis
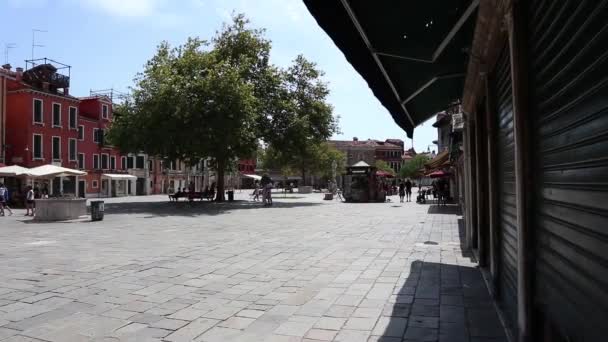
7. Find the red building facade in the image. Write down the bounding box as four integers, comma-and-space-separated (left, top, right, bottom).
2, 62, 138, 197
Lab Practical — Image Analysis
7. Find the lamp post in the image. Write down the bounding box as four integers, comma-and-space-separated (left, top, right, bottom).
331, 159, 337, 193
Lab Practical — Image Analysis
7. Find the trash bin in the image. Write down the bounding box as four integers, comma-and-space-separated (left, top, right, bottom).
91, 200, 104, 221
227, 190, 234, 202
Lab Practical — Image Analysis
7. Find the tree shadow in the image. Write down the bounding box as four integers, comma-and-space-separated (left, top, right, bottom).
97, 200, 322, 218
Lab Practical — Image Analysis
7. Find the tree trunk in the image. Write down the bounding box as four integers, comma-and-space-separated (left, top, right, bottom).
215, 160, 226, 202
301, 168, 306, 186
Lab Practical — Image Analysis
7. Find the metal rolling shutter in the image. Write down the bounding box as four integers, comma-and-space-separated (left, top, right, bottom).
529, 0, 608, 340
493, 44, 517, 334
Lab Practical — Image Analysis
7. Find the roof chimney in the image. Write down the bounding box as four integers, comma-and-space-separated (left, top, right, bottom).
15, 67, 23, 81
353, 137, 358, 142
1, 64, 10, 71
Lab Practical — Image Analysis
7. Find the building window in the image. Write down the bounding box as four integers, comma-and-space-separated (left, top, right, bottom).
33, 99, 43, 124
78, 125, 84, 140
136, 156, 145, 169
92, 180, 98, 188
101, 154, 109, 169
148, 160, 153, 171
68, 138, 77, 161
69, 107, 77, 129
93, 154, 100, 169
90, 129, 104, 144
33, 134, 43, 159
110, 156, 116, 170
78, 153, 85, 169
52, 136, 61, 161
121, 156, 127, 170
127, 156, 134, 169
102, 104, 109, 119
52, 103, 61, 127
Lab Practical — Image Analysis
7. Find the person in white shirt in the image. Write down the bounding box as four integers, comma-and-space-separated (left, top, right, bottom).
25, 186, 35, 216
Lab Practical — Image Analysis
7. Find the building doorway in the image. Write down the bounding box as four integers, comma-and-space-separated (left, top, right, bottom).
78, 180, 85, 198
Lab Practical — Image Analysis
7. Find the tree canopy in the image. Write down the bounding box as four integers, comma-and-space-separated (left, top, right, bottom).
399, 154, 430, 179
108, 14, 337, 200
375, 160, 396, 176
260, 55, 339, 184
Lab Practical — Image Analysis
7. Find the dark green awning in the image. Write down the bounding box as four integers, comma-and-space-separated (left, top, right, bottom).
303, 0, 478, 138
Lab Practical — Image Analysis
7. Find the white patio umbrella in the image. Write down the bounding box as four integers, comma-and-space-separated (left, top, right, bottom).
27, 164, 86, 178
0, 165, 31, 177
26, 165, 87, 196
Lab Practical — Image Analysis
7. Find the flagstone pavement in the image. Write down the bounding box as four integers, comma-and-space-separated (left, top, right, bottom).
0, 193, 507, 342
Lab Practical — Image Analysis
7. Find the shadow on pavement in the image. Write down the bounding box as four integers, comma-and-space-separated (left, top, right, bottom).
377, 202, 506, 341
427, 204, 461, 215
378, 260, 507, 341
100, 200, 322, 217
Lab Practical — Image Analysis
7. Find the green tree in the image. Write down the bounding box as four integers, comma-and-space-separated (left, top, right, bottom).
108, 15, 280, 201
375, 160, 396, 176
399, 154, 430, 179
263, 55, 338, 184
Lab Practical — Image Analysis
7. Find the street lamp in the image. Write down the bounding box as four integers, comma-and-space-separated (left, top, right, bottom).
331, 159, 337, 193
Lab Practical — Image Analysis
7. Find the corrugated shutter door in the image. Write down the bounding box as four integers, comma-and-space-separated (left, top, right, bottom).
493, 44, 517, 335
529, 0, 608, 340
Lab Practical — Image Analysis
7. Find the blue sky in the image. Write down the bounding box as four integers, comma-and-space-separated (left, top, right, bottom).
1, 0, 438, 152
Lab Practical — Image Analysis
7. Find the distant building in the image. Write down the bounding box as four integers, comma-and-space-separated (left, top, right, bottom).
329, 137, 405, 173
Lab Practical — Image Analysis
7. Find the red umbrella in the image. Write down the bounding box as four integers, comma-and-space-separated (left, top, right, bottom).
376, 170, 394, 178
428, 170, 451, 178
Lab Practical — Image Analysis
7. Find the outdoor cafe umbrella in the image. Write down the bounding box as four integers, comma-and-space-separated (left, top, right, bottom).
428, 170, 451, 178
26, 164, 86, 178
376, 170, 395, 178
0, 165, 31, 177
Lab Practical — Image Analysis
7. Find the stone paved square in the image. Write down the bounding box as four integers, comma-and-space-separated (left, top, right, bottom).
0, 193, 507, 341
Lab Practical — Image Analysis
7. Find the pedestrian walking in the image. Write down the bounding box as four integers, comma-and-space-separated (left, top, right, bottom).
252, 181, 260, 201
405, 178, 413, 202
25, 186, 35, 216
260, 174, 272, 206
0, 184, 13, 216
399, 180, 405, 203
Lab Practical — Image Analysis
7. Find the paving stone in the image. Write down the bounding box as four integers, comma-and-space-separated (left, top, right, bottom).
352, 307, 382, 318
169, 307, 207, 321
305, 328, 337, 341
164, 318, 220, 341
0, 194, 506, 342
236, 309, 265, 318
0, 327, 20, 340
274, 321, 315, 337
218, 316, 255, 330
344, 317, 379, 331
324, 305, 355, 318
371, 316, 407, 337
334, 329, 370, 342
194, 326, 242, 342
150, 318, 189, 330
313, 317, 345, 330
119, 300, 157, 313
128, 312, 164, 324
201, 306, 241, 320
409, 315, 439, 329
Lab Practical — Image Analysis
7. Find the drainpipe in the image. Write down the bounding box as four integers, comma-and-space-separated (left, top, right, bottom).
1, 76, 5, 164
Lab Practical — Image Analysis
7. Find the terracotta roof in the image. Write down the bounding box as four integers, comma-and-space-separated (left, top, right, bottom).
329, 138, 404, 149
